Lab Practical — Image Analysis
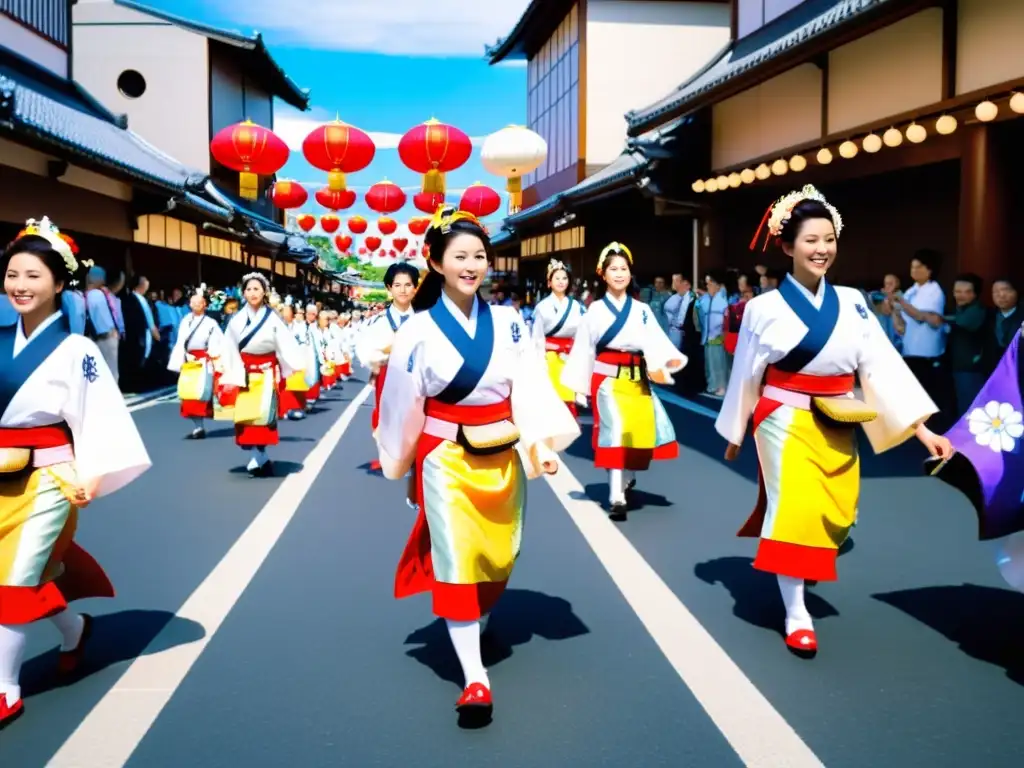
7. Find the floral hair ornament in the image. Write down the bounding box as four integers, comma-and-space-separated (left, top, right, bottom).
749, 184, 844, 252
428, 204, 488, 236
241, 271, 270, 290
546, 258, 569, 280
597, 241, 633, 274
17, 217, 78, 273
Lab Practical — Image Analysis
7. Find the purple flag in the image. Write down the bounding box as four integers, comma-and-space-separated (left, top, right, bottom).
931, 331, 1024, 540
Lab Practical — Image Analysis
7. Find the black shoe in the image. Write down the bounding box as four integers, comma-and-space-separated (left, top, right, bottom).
609, 501, 628, 522
186, 429, 206, 440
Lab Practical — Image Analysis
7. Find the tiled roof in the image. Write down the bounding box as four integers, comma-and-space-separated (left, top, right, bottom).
626, 0, 891, 133
0, 66, 201, 191
112, 0, 310, 110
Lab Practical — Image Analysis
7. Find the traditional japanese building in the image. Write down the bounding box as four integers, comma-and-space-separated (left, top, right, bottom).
487, 0, 732, 292
627, 0, 1024, 291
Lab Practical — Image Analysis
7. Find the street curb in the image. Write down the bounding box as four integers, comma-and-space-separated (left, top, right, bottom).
123, 385, 176, 407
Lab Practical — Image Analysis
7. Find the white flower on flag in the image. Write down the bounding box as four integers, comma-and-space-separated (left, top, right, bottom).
968, 400, 1024, 453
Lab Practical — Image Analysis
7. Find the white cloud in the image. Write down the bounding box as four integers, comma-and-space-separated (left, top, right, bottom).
211, 0, 532, 56
274, 105, 486, 151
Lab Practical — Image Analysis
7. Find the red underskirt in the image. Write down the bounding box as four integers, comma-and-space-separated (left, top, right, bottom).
0, 543, 114, 625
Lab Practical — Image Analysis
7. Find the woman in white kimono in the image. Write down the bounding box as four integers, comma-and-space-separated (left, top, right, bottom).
167, 287, 224, 439
278, 300, 309, 421
357, 262, 420, 437
302, 303, 325, 410
716, 185, 952, 657
336, 313, 355, 381
530, 258, 586, 417
217, 274, 304, 477
561, 243, 686, 519
376, 206, 579, 722
0, 218, 151, 729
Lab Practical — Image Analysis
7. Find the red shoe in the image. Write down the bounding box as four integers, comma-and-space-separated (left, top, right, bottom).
369, 459, 381, 472
57, 613, 94, 676
0, 694, 24, 730
456, 682, 492, 713
785, 628, 817, 657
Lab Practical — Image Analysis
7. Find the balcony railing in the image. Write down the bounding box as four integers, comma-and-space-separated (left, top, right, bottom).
0, 0, 70, 49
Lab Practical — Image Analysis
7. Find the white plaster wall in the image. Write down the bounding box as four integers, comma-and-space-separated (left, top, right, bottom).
585, 0, 730, 167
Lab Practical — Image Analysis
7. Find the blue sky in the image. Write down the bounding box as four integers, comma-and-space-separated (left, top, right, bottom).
142, 0, 533, 242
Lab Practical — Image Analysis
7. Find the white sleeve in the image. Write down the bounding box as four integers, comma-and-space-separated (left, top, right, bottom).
376, 322, 427, 480
859, 309, 937, 453
166, 315, 190, 372
273, 315, 306, 377
217, 317, 246, 388
560, 311, 596, 395
715, 308, 768, 447
63, 340, 151, 497
640, 306, 687, 381
356, 317, 389, 367
206, 319, 225, 360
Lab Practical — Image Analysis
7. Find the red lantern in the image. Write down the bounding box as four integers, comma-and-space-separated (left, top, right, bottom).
335, 234, 353, 251
408, 217, 430, 236
321, 214, 340, 233
393, 237, 409, 252
365, 180, 407, 214
389, 249, 397, 258
413, 192, 445, 215
378, 217, 397, 235
302, 120, 375, 191
296, 213, 316, 232
348, 216, 368, 234
409, 248, 418, 258
270, 180, 308, 210
398, 119, 472, 196
365, 235, 382, 251
316, 187, 356, 210
459, 182, 501, 218
358, 247, 367, 255
210, 120, 289, 200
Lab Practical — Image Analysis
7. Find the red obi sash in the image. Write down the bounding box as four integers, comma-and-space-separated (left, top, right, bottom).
241, 352, 278, 372
764, 366, 854, 396
0, 424, 72, 449
424, 398, 512, 425
187, 349, 210, 360
545, 336, 573, 354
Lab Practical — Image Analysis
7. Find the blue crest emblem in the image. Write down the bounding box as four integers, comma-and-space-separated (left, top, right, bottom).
82, 354, 99, 383
511, 322, 521, 343
641, 309, 648, 325
855, 304, 868, 319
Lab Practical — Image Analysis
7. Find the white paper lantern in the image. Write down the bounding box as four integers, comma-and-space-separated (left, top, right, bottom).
816, 148, 833, 165
754, 163, 771, 180
715, 175, 729, 190
789, 155, 807, 172
771, 159, 788, 176
728, 172, 742, 188
1010, 93, 1024, 114
838, 141, 858, 159
740, 168, 756, 184
905, 123, 927, 144
480, 125, 548, 209
975, 101, 998, 122
862, 133, 883, 153
935, 115, 958, 135
705, 178, 718, 193
883, 127, 903, 147
691, 179, 705, 193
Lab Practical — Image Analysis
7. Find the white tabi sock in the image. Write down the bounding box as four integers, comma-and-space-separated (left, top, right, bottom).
50, 610, 85, 651
445, 619, 489, 688
247, 448, 268, 470
190, 417, 204, 431
777, 575, 813, 635
608, 469, 625, 504
0, 623, 27, 705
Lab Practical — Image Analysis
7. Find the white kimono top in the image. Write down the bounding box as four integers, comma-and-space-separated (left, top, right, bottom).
377, 291, 580, 481
0, 311, 150, 497
220, 305, 305, 387
530, 293, 585, 352
715, 275, 938, 453
167, 313, 224, 373
356, 304, 415, 368
561, 293, 688, 394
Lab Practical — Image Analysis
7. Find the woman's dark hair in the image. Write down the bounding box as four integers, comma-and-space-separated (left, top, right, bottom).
242, 276, 270, 305
1, 235, 73, 297
593, 255, 637, 300
413, 218, 493, 311
912, 248, 942, 274
548, 264, 573, 285
778, 199, 835, 246
384, 261, 420, 288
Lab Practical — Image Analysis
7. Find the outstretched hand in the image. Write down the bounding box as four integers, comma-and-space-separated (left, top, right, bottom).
724, 443, 741, 461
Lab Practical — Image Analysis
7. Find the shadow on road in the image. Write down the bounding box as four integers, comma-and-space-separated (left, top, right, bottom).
21, 609, 206, 698
874, 584, 1024, 686
228, 460, 304, 476
201, 427, 314, 443
402, 589, 589, 688
574, 484, 672, 512
694, 556, 841, 635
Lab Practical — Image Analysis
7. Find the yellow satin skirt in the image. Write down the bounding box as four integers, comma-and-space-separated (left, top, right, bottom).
0, 467, 77, 588
545, 350, 575, 403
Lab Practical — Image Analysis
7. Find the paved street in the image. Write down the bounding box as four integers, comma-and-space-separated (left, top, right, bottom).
2, 369, 1023, 767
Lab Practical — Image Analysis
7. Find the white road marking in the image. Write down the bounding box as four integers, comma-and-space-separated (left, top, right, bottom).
49, 384, 374, 768
544, 465, 825, 768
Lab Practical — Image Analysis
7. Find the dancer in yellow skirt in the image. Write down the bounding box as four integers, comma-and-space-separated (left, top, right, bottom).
0, 217, 151, 728
530, 258, 586, 417
716, 186, 952, 656
561, 243, 686, 519
376, 205, 579, 723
